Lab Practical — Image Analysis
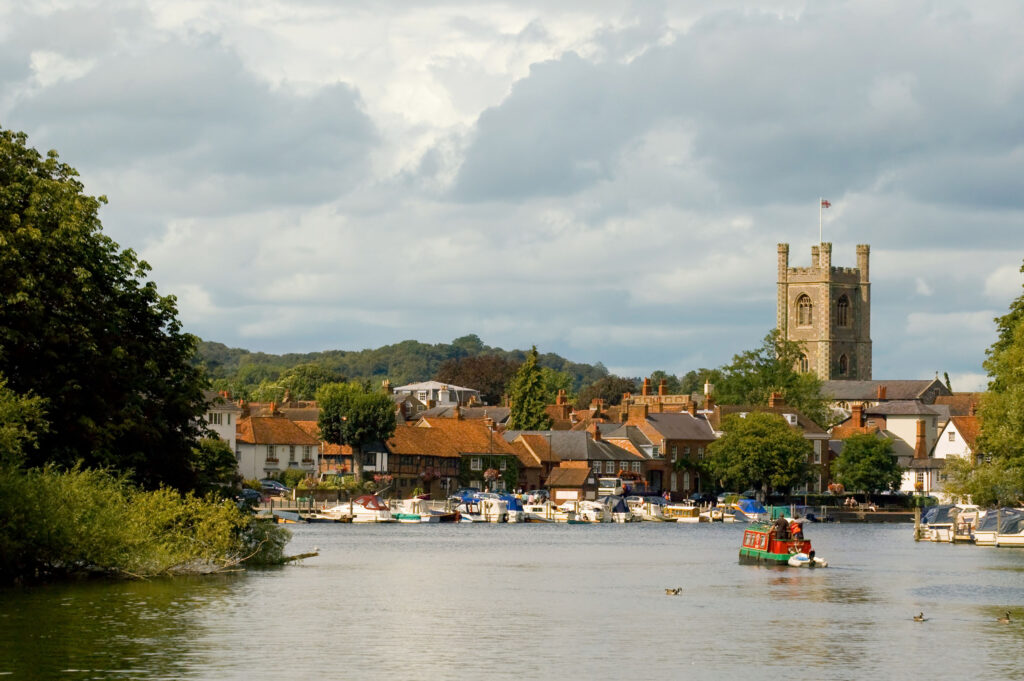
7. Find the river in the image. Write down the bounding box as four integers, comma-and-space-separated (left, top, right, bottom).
2, 522, 1023, 679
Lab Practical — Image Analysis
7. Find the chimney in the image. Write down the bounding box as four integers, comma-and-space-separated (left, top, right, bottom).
623, 392, 632, 404
914, 419, 928, 459
969, 402, 977, 417
704, 393, 715, 412
851, 402, 863, 427
556, 389, 566, 406
877, 384, 887, 400
687, 401, 697, 417
642, 378, 651, 396
627, 403, 649, 422
596, 399, 605, 414
658, 379, 667, 396
768, 392, 784, 408
592, 425, 602, 442
484, 416, 494, 431
452, 404, 462, 420
269, 401, 277, 415
704, 380, 713, 397
382, 378, 391, 394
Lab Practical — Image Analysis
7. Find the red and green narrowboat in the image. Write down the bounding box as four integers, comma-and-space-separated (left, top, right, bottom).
739, 521, 825, 566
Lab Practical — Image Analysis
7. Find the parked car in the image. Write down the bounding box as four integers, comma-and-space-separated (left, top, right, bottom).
236, 488, 263, 506
260, 479, 291, 495
689, 492, 716, 505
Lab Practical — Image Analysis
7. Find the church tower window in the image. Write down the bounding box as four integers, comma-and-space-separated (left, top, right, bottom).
838, 354, 849, 376
797, 295, 813, 326
837, 294, 850, 327
799, 354, 809, 373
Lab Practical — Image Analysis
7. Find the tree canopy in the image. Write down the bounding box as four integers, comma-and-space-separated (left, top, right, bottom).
831, 433, 901, 493
705, 411, 811, 496
0, 128, 208, 490
317, 382, 397, 483
713, 330, 830, 427
575, 375, 638, 409
434, 354, 520, 405
507, 347, 553, 431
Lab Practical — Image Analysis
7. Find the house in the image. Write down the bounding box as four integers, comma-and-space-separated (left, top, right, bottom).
604, 401, 717, 497
709, 393, 832, 494
927, 415, 982, 501
822, 379, 952, 411
235, 408, 320, 480
202, 390, 242, 452
545, 464, 596, 503
503, 429, 644, 493
391, 381, 482, 407
417, 405, 511, 425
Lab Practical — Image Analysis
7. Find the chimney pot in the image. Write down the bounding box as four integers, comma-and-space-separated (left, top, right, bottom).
877, 384, 887, 400
642, 378, 651, 396
658, 379, 667, 396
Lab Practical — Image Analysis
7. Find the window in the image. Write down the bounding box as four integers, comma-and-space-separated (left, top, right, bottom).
838, 354, 849, 376
227, 414, 231, 425
683, 446, 691, 457
814, 450, 821, 465
266, 445, 276, 462
797, 294, 813, 326
652, 446, 661, 457
948, 432, 956, 442
799, 354, 809, 373
208, 412, 223, 425
289, 445, 296, 462
621, 461, 630, 472
632, 462, 641, 473
592, 461, 602, 473
417, 391, 427, 402
683, 471, 690, 490
499, 459, 507, 471
470, 457, 482, 471
837, 294, 850, 327
697, 448, 704, 460
671, 445, 678, 458
605, 461, 615, 474
303, 446, 312, 461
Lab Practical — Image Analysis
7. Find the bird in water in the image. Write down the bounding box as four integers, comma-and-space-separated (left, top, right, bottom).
913, 612, 926, 622
997, 612, 1011, 624
664, 588, 682, 595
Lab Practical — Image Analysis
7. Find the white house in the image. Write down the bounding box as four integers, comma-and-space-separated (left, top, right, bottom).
927, 415, 981, 501
202, 390, 242, 453
235, 412, 320, 480
391, 381, 482, 407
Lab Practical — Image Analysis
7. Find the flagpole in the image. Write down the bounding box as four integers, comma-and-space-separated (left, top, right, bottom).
818, 197, 822, 244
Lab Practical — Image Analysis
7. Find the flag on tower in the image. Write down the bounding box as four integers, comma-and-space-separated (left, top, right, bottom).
821, 199, 831, 208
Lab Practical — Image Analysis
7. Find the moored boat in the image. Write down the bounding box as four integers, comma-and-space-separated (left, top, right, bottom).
739, 519, 826, 567
730, 498, 770, 523
974, 508, 1021, 546
996, 514, 1024, 547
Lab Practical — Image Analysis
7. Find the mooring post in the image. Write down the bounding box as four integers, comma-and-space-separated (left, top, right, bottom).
914, 506, 921, 541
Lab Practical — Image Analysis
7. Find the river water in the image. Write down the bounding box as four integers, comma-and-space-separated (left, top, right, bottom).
2, 522, 1024, 680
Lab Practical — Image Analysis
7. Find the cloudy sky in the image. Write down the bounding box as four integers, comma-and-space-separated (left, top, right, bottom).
3, 0, 1022, 389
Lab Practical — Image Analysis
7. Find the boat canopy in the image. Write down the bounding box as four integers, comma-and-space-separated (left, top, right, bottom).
923, 505, 955, 524
737, 499, 767, 514
998, 515, 1024, 535
608, 496, 630, 514
353, 494, 388, 511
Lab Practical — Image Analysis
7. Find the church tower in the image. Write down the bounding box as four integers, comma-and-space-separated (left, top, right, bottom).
777, 242, 871, 381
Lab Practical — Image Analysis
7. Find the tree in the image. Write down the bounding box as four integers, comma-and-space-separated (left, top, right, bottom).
977, 260, 1024, 465
279, 363, 346, 401
575, 375, 638, 409
648, 370, 682, 395
714, 330, 830, 427
433, 355, 520, 405
942, 456, 1024, 507
317, 382, 397, 483
0, 128, 208, 490
0, 376, 48, 469
188, 438, 241, 496
540, 367, 575, 404
831, 433, 901, 493
705, 412, 811, 497
507, 347, 553, 430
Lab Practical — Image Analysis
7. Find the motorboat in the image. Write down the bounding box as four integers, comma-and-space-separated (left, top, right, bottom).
974, 508, 1022, 546
394, 497, 440, 523
739, 519, 827, 567
522, 501, 558, 522
731, 498, 770, 523
664, 502, 701, 523
605, 496, 637, 523
996, 514, 1024, 547
924, 504, 981, 542
322, 494, 395, 523
625, 496, 667, 521
455, 497, 508, 522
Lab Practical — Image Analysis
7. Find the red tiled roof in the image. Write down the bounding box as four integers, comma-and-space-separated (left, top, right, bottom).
387, 419, 519, 459
950, 416, 981, 449
236, 415, 321, 446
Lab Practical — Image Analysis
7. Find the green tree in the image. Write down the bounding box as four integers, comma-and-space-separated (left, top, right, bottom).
942, 456, 1024, 507
317, 382, 397, 483
0, 128, 208, 490
977, 261, 1024, 465
540, 367, 575, 404
189, 438, 241, 496
705, 411, 811, 497
0, 376, 48, 468
575, 375, 638, 409
679, 368, 723, 397
831, 433, 901, 493
434, 354, 520, 405
648, 370, 682, 395
715, 330, 830, 427
279, 363, 346, 401
507, 347, 553, 430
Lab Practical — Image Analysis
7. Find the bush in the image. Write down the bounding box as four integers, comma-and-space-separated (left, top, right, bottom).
0, 465, 291, 582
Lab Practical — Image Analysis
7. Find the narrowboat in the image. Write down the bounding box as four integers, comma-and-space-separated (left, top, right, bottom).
739, 520, 826, 567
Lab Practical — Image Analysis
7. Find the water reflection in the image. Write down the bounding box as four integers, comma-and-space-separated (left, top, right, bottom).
2, 523, 1024, 679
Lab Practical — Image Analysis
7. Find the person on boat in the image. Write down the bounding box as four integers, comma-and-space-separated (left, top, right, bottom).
789, 517, 803, 540
774, 516, 789, 540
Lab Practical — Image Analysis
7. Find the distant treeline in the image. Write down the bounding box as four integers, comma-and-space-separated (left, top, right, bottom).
194, 334, 611, 402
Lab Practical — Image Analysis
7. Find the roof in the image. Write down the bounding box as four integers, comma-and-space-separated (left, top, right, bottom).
502, 430, 641, 462
822, 379, 951, 402
864, 400, 942, 416
387, 419, 519, 459
933, 393, 984, 416
417, 406, 510, 423
643, 413, 717, 441
714, 405, 827, 435
950, 416, 981, 449
516, 433, 560, 464
545, 467, 592, 488
203, 390, 243, 412
236, 415, 321, 446
600, 424, 653, 456
279, 407, 320, 421
392, 381, 479, 393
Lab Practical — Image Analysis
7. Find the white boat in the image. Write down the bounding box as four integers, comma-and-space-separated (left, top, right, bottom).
455, 497, 507, 523
625, 496, 667, 521
787, 552, 828, 568
700, 507, 726, 522
975, 509, 1021, 546
996, 514, 1024, 547
321, 494, 395, 523
577, 500, 611, 523
522, 501, 557, 523
926, 504, 981, 542
393, 498, 440, 523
